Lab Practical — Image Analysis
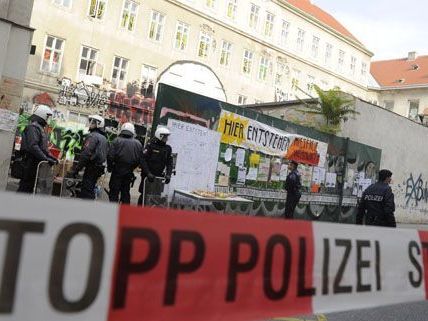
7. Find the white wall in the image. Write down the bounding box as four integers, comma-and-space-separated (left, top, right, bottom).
341, 99, 428, 224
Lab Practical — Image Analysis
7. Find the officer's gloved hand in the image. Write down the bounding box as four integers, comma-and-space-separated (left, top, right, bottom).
147, 173, 155, 182
164, 175, 171, 184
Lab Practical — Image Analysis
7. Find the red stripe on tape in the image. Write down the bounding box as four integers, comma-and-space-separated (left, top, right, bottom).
418, 230, 428, 299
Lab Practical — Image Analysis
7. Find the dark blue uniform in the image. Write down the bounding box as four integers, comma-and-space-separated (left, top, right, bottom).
284, 169, 302, 219
357, 182, 396, 227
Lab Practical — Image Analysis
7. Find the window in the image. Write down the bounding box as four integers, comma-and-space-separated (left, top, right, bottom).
174, 21, 189, 50
41, 36, 64, 74
264, 12, 274, 37
275, 62, 285, 86
258, 56, 269, 81
384, 100, 394, 111
141, 64, 157, 89
149, 11, 165, 41
408, 100, 419, 121
78, 46, 98, 77
297, 29, 305, 51
325, 43, 332, 65
338, 50, 345, 72
238, 95, 247, 105
88, 0, 106, 19
206, 0, 215, 9
311, 36, 320, 58
321, 80, 329, 89
249, 3, 260, 30
361, 62, 367, 77
350, 56, 356, 75
292, 68, 301, 89
198, 32, 211, 58
242, 49, 253, 74
280, 20, 289, 46
111, 56, 129, 89
307, 75, 315, 92
120, 0, 138, 31
54, 0, 72, 8
219, 40, 232, 66
226, 0, 237, 20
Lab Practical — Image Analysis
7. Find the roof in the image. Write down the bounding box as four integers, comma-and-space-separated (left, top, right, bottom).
370, 55, 428, 88
285, 0, 362, 45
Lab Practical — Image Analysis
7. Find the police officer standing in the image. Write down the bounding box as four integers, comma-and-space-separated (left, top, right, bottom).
357, 169, 396, 227
138, 126, 173, 206
17, 105, 58, 193
68, 115, 108, 200
107, 122, 142, 204
284, 161, 302, 219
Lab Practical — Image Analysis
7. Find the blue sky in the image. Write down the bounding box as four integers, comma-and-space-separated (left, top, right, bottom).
314, 0, 428, 60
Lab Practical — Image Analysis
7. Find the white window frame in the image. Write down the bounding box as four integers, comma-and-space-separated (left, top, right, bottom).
78, 46, 99, 78
338, 50, 345, 72
238, 95, 247, 105
141, 64, 157, 89
292, 68, 301, 89
249, 3, 260, 30
197, 32, 211, 58
111, 56, 129, 89
53, 0, 72, 8
88, 0, 107, 19
148, 10, 165, 42
120, 0, 138, 31
40, 35, 65, 75
384, 100, 394, 111
275, 62, 285, 86
361, 62, 367, 77
307, 74, 315, 92
280, 20, 289, 47
219, 40, 232, 67
226, 0, 238, 20
297, 29, 305, 51
350, 56, 357, 75
242, 49, 254, 75
205, 0, 216, 9
258, 56, 269, 81
408, 100, 420, 121
174, 21, 189, 51
325, 43, 332, 65
311, 36, 320, 58
264, 12, 274, 37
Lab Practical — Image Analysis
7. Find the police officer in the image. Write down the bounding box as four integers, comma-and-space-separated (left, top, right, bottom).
107, 122, 142, 204
69, 115, 108, 200
357, 169, 396, 227
284, 161, 302, 219
17, 105, 58, 193
138, 126, 173, 206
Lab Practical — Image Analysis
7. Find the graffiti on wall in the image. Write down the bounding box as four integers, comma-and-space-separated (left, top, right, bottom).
404, 173, 428, 207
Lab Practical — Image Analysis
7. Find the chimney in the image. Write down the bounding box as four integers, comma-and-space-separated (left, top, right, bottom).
408, 51, 417, 61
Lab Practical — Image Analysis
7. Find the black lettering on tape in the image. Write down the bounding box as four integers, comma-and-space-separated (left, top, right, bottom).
356, 240, 371, 292
263, 235, 292, 300
322, 238, 330, 295
226, 234, 259, 302
297, 237, 315, 297
408, 241, 422, 288
113, 228, 161, 309
0, 220, 44, 314
333, 239, 352, 294
164, 230, 205, 306
49, 223, 104, 312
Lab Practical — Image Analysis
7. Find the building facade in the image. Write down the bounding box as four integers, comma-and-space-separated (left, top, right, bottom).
23, 0, 373, 128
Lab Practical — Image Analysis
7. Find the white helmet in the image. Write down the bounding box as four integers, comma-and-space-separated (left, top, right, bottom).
120, 122, 135, 136
154, 126, 170, 140
33, 105, 53, 121
88, 114, 105, 128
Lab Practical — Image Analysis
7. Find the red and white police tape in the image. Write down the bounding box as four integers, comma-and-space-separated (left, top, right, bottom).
0, 192, 428, 321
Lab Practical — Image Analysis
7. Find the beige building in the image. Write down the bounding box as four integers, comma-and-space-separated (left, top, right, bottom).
370, 52, 428, 124
23, 0, 374, 125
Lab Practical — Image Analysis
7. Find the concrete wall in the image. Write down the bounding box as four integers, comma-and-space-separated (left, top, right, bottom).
341, 99, 428, 224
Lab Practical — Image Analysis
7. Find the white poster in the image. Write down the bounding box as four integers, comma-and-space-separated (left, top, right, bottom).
167, 119, 221, 195
325, 172, 337, 188
0, 108, 18, 132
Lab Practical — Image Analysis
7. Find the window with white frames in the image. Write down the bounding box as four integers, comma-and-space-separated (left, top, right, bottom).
120, 0, 138, 31
238, 95, 247, 105
258, 56, 269, 81
111, 56, 129, 89
78, 46, 98, 77
149, 11, 165, 41
226, 0, 237, 20
54, 0, 72, 8
361, 62, 367, 77
198, 32, 211, 58
307, 75, 315, 92
384, 100, 394, 111
174, 21, 189, 50
350, 56, 356, 75
41, 36, 64, 74
297, 29, 305, 51
280, 20, 289, 46
206, 0, 216, 9
325, 43, 332, 65
338, 50, 345, 72
141, 64, 157, 89
408, 100, 419, 121
249, 3, 260, 30
292, 68, 301, 89
220, 40, 232, 66
264, 12, 274, 37
242, 49, 253, 74
275, 62, 285, 86
89, 0, 106, 19
311, 36, 320, 58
